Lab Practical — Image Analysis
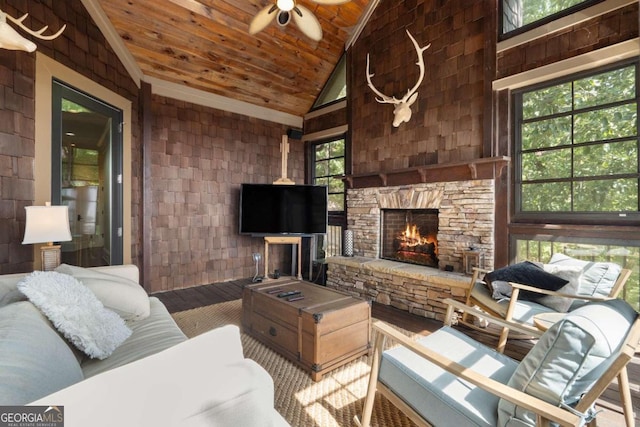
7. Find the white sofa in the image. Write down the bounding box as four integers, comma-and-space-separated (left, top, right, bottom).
0, 264, 289, 427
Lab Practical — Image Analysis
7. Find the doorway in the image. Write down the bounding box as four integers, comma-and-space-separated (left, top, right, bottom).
51, 80, 123, 267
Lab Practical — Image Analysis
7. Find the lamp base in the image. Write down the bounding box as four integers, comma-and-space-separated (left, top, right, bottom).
40, 245, 62, 271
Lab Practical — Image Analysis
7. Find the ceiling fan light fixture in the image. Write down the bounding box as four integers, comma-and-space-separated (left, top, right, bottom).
250, 0, 326, 40
276, 0, 295, 12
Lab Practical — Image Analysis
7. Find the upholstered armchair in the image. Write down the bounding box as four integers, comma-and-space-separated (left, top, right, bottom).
356, 299, 639, 427
454, 253, 631, 353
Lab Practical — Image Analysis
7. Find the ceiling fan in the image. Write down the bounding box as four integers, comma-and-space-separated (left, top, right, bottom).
249, 0, 350, 42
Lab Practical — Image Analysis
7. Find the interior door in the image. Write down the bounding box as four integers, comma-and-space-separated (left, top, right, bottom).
51, 80, 123, 266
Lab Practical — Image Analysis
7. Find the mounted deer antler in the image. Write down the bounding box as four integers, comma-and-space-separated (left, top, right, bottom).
0, 9, 66, 52
366, 30, 430, 127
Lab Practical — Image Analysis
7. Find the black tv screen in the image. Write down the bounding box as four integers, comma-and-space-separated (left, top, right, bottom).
239, 183, 328, 235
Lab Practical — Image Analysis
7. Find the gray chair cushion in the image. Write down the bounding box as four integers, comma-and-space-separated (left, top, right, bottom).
472, 281, 556, 325
379, 326, 518, 427
497, 299, 638, 426
0, 302, 84, 404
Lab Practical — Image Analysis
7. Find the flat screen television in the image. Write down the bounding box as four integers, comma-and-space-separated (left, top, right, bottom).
239, 183, 328, 235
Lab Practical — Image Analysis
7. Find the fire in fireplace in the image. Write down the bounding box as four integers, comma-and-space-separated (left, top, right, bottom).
381, 209, 439, 268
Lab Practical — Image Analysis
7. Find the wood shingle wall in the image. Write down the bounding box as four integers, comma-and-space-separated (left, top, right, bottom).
349, 1, 487, 175
147, 95, 302, 292
0, 0, 139, 274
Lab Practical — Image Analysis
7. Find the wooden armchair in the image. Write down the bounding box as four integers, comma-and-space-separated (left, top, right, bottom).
456, 257, 631, 353
355, 299, 640, 427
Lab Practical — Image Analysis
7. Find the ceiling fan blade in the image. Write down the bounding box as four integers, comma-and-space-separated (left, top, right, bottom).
311, 0, 351, 4
292, 5, 323, 41
249, 4, 277, 35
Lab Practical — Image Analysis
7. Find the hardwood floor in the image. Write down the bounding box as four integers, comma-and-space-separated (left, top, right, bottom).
153, 278, 637, 427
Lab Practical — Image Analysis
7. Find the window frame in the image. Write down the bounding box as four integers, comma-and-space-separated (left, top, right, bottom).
307, 134, 349, 260
309, 54, 347, 112
499, 0, 604, 41
310, 134, 348, 217
512, 58, 640, 226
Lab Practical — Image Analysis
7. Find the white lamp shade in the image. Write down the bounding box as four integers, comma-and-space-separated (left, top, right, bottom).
22, 205, 72, 244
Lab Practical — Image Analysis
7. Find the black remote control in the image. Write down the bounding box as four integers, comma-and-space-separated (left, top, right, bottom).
277, 290, 301, 298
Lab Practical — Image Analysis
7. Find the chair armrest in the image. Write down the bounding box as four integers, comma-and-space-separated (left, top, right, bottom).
462, 267, 492, 299
371, 320, 581, 427
443, 298, 542, 338
471, 267, 492, 275
509, 282, 613, 301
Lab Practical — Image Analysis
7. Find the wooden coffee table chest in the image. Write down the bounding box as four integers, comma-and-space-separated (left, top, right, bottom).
242, 279, 371, 381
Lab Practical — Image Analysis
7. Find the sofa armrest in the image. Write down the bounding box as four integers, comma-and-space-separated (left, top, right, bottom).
30, 325, 274, 427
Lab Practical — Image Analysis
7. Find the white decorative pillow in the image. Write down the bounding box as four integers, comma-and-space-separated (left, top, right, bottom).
17, 271, 132, 360
547, 253, 622, 297
538, 264, 582, 312
55, 264, 150, 321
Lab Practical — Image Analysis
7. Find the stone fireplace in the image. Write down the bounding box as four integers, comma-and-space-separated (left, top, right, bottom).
381, 209, 439, 268
346, 179, 495, 270
326, 178, 497, 321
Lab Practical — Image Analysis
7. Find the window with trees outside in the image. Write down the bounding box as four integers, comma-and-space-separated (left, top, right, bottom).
515, 60, 639, 221
513, 59, 639, 311
314, 138, 346, 212
514, 239, 639, 311
312, 137, 346, 259
501, 0, 602, 37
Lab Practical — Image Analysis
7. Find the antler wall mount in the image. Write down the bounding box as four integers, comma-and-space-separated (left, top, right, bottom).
0, 9, 66, 52
366, 30, 430, 127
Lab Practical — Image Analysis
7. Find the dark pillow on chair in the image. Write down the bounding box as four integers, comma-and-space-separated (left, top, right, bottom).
484, 261, 569, 302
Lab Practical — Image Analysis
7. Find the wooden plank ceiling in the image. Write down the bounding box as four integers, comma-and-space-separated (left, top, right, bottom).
97, 0, 370, 117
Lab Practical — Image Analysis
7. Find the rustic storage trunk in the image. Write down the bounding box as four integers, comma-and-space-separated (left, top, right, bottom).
242, 279, 371, 381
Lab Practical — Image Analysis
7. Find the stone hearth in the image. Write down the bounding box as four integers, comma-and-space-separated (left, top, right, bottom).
326, 256, 469, 321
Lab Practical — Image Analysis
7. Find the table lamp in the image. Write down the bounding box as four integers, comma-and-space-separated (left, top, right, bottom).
22, 202, 72, 271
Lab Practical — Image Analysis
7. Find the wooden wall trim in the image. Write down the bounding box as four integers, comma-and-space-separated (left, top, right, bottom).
483, 0, 497, 158
146, 75, 303, 128
302, 125, 348, 142
346, 0, 382, 49
141, 82, 152, 290
509, 223, 640, 244
344, 157, 510, 189
305, 100, 347, 120
494, 38, 640, 90
80, 0, 143, 87
497, 0, 636, 52
35, 53, 133, 265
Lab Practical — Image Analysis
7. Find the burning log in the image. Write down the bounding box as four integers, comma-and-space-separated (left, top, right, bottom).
392, 222, 438, 267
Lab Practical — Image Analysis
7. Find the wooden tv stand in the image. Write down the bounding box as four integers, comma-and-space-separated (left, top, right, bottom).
263, 236, 302, 280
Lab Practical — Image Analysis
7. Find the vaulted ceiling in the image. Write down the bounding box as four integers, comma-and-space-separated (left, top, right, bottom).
92, 0, 371, 123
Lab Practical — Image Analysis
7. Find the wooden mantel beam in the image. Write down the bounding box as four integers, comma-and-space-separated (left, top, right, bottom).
342, 156, 510, 189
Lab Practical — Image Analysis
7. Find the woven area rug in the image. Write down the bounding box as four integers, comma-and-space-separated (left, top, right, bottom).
172, 300, 416, 427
